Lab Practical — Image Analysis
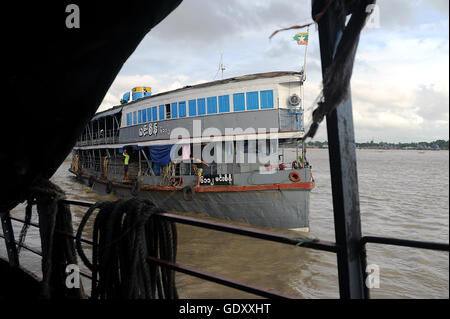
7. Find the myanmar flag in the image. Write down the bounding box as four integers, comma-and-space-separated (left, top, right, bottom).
293, 32, 309, 45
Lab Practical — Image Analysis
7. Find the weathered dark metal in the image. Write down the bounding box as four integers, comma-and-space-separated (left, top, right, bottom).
3, 198, 449, 299
312, 0, 367, 298
1, 1, 183, 213
147, 256, 295, 299
157, 211, 338, 253
0, 212, 19, 268
61, 199, 338, 253
361, 236, 450, 252
0, 232, 42, 256
0, 233, 93, 281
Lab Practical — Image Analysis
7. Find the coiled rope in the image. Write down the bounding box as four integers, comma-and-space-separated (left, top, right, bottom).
75, 198, 178, 299
27, 178, 85, 299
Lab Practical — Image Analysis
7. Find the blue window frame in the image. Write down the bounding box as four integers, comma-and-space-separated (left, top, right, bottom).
152, 106, 157, 122
197, 98, 206, 115
171, 102, 178, 118
179, 101, 186, 117
260, 90, 274, 109
246, 91, 259, 110
147, 108, 152, 122
142, 109, 147, 122
188, 99, 196, 116
158, 105, 165, 120
133, 111, 137, 125
207, 96, 218, 114
138, 110, 142, 124
233, 93, 245, 111
218, 95, 230, 113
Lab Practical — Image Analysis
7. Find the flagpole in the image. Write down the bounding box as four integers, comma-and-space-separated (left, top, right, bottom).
302, 26, 310, 82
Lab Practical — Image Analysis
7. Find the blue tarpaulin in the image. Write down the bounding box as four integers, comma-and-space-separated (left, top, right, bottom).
149, 145, 172, 166
119, 145, 145, 154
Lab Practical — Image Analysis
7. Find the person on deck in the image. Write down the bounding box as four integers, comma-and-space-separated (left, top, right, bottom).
298, 154, 304, 169
191, 157, 210, 187
122, 149, 130, 180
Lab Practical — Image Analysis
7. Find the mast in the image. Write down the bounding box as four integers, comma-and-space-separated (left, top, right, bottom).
299, 26, 310, 163
220, 52, 226, 79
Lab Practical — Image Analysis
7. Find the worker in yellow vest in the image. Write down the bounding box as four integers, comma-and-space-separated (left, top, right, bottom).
123, 149, 130, 180
191, 157, 210, 186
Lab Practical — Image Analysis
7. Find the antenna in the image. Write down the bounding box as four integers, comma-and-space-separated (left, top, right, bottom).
219, 52, 225, 79
213, 52, 226, 80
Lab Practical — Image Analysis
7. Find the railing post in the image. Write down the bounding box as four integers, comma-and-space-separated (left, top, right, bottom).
0, 212, 19, 268
312, 0, 368, 298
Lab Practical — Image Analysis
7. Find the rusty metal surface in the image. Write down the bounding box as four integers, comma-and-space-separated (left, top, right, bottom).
0, 212, 19, 268
313, 0, 367, 298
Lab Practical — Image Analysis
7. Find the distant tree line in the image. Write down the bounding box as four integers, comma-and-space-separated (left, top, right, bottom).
306, 140, 449, 150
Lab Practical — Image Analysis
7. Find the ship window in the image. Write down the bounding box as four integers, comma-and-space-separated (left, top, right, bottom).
233, 93, 245, 111
133, 111, 137, 124
147, 108, 152, 122
246, 91, 259, 110
171, 102, 178, 118
159, 105, 165, 120
218, 95, 230, 113
188, 99, 196, 116
260, 90, 274, 109
179, 101, 186, 117
126, 113, 132, 126
142, 108, 147, 122
207, 96, 217, 114
152, 106, 158, 121
138, 110, 142, 124
197, 98, 206, 115
165, 104, 171, 119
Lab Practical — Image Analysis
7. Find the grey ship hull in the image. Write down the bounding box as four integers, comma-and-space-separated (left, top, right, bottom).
71, 168, 314, 230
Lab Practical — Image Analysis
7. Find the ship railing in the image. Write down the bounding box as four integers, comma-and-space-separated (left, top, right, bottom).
279, 108, 302, 132
78, 157, 311, 180
1, 198, 448, 299
75, 129, 119, 147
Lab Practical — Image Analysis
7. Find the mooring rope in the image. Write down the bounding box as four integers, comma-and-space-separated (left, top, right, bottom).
75, 197, 178, 299
304, 0, 377, 139
27, 178, 85, 299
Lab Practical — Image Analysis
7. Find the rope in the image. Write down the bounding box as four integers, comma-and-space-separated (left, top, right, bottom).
71, 154, 79, 172
27, 178, 85, 299
305, 0, 376, 139
160, 162, 175, 186
17, 199, 34, 254
75, 198, 178, 299
101, 156, 109, 179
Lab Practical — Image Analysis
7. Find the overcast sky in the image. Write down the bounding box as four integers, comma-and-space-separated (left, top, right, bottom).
98, 0, 449, 143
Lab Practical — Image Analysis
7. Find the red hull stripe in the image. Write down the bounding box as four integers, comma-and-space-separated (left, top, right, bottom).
70, 169, 315, 192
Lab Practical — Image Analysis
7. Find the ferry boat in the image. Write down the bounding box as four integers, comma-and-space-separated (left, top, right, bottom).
69, 71, 314, 230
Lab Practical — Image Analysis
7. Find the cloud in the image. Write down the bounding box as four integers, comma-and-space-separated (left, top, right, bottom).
414, 85, 449, 121
375, 0, 449, 30
97, 0, 448, 143
150, 0, 313, 46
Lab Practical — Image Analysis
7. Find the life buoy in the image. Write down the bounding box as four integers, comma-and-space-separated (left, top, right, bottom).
106, 181, 113, 194
183, 185, 195, 201
289, 171, 301, 183
88, 176, 95, 187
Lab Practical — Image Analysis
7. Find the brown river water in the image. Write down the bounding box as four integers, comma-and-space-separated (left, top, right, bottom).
2, 149, 448, 298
